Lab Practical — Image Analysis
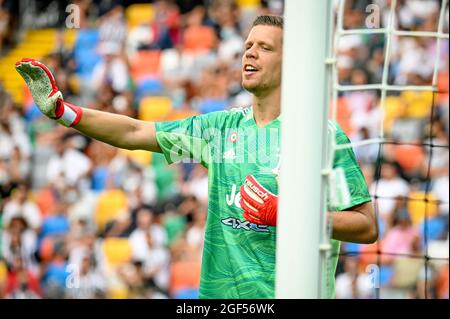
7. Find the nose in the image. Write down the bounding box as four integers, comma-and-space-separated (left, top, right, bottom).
245, 46, 257, 60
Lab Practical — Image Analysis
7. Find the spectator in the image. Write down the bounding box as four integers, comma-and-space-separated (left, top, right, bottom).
335, 256, 375, 299
2, 184, 42, 232
5, 255, 42, 299
370, 161, 410, 221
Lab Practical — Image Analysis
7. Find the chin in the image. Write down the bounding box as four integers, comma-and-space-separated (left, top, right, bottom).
242, 82, 259, 93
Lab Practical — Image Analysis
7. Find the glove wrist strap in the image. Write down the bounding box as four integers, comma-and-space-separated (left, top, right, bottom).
55, 101, 83, 127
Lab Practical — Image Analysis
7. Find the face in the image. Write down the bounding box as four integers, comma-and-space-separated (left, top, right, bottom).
242, 25, 283, 96
381, 163, 396, 180
137, 208, 152, 229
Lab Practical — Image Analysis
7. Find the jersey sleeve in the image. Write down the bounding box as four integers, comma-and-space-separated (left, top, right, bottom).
332, 123, 372, 211
155, 112, 226, 168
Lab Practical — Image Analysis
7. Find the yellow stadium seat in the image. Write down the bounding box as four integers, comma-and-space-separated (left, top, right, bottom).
401, 91, 433, 119
94, 189, 129, 232
0, 28, 77, 104
0, 260, 7, 283
109, 286, 129, 299
383, 96, 406, 133
408, 191, 439, 226
119, 149, 153, 166
102, 238, 132, 265
126, 4, 155, 28
236, 0, 261, 8
138, 96, 173, 121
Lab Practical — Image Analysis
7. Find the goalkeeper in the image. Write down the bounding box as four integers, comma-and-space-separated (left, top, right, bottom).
16, 15, 377, 299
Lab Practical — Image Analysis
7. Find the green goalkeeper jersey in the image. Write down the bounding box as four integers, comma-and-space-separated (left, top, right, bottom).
155, 106, 371, 299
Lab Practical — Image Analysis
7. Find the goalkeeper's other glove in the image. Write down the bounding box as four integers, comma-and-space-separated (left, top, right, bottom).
239, 175, 278, 226
15, 58, 82, 127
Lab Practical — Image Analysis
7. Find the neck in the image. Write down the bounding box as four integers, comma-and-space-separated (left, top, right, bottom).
252, 88, 281, 127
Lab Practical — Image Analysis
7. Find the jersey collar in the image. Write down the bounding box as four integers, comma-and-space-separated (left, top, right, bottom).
245, 106, 282, 126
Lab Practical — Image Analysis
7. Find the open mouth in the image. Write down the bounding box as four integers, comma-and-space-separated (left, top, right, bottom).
243, 64, 259, 76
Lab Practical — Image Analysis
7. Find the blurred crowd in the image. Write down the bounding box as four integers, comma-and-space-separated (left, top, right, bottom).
335, 0, 449, 299
0, 0, 448, 299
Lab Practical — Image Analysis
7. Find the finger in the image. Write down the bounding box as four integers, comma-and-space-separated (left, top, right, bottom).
240, 185, 264, 210
243, 210, 262, 225
15, 59, 43, 81
239, 196, 260, 218
15, 58, 59, 97
15, 65, 33, 85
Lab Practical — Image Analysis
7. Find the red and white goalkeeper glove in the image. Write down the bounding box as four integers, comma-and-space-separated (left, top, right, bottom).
15, 58, 82, 127
239, 175, 278, 226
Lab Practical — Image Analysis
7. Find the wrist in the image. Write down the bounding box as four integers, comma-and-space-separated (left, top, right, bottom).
54, 100, 83, 127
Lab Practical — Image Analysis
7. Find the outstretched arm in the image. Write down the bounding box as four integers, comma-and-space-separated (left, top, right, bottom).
73, 108, 161, 152
15, 58, 161, 153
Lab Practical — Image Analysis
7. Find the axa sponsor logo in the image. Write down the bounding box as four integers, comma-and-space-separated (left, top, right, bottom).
224, 184, 270, 232
221, 217, 269, 233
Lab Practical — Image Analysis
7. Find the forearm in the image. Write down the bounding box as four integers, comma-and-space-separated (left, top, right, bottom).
330, 209, 378, 244
73, 107, 161, 152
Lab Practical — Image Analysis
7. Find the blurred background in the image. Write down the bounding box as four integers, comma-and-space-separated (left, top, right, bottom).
0, 0, 448, 299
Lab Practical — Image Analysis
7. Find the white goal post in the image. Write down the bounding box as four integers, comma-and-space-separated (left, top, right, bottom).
276, 0, 334, 298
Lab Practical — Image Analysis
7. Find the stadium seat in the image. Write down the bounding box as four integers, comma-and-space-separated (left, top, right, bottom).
119, 149, 153, 167
74, 29, 99, 50
393, 144, 424, 173
35, 187, 57, 218
43, 262, 69, 288
109, 286, 129, 299
436, 264, 449, 299
170, 260, 201, 296
0, 260, 6, 283
236, 0, 261, 8
138, 96, 173, 121
102, 237, 132, 266
91, 166, 109, 192
94, 189, 129, 232
407, 191, 439, 226
39, 237, 55, 262
401, 91, 433, 119
126, 3, 155, 28
173, 288, 199, 299
383, 96, 406, 133
198, 98, 227, 114
0, 28, 77, 104
342, 242, 361, 254
130, 50, 161, 81
73, 29, 101, 78
358, 242, 379, 269
182, 26, 217, 53
135, 77, 164, 99
437, 71, 449, 105
379, 265, 395, 287
419, 216, 446, 242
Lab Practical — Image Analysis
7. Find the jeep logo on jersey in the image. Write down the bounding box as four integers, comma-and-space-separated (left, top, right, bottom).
221, 217, 269, 233
226, 184, 241, 208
